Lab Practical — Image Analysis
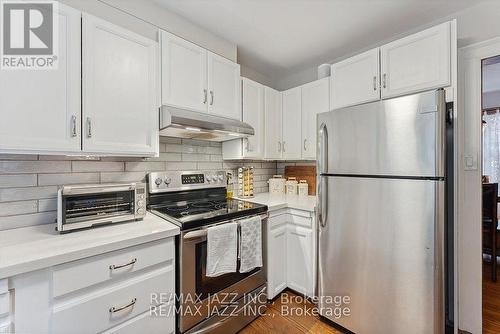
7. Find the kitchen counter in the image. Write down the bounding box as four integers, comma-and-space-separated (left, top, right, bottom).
236, 192, 316, 212
0, 213, 179, 279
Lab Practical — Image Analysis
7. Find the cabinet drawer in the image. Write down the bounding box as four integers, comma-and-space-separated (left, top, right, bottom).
52, 264, 174, 334
289, 214, 312, 228
268, 213, 288, 229
102, 304, 175, 334
53, 238, 174, 297
0, 292, 9, 318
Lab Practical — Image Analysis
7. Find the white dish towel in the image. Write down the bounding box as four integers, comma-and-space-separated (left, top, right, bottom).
206, 222, 238, 277
239, 216, 263, 273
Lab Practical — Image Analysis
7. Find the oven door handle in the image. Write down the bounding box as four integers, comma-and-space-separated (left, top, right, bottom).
183, 230, 208, 240
183, 213, 268, 240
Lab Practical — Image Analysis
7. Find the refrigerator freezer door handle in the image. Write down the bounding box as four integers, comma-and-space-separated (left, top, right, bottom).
318, 123, 328, 227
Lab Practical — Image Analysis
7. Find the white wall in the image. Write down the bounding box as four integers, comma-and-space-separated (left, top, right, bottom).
59, 0, 237, 62
275, 1, 500, 91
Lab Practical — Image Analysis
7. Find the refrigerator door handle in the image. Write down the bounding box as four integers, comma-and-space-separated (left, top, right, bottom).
318, 123, 328, 227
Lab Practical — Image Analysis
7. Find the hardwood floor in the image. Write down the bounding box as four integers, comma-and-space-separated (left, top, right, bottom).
483, 258, 500, 334
239, 290, 343, 334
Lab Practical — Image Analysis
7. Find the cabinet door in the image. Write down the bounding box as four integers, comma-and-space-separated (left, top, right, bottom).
264, 87, 282, 160
380, 22, 450, 99
82, 14, 158, 156
161, 30, 207, 113
207, 52, 241, 120
287, 225, 313, 297
301, 78, 329, 160
0, 4, 81, 154
282, 87, 302, 159
242, 78, 264, 159
330, 48, 380, 110
267, 219, 287, 299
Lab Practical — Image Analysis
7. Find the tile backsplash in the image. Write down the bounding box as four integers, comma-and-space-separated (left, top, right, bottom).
0, 137, 277, 231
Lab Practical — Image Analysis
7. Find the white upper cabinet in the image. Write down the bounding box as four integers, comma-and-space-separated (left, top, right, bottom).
242, 78, 264, 158
0, 4, 81, 154
82, 14, 158, 156
330, 48, 380, 110
264, 87, 283, 160
160, 31, 241, 120
161, 31, 207, 113
301, 78, 329, 160
281, 87, 302, 160
208, 52, 241, 120
380, 22, 451, 99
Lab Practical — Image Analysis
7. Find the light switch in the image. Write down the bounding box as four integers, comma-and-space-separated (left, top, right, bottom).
464, 155, 477, 170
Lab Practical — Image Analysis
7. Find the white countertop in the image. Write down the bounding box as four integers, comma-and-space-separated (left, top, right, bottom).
236, 192, 317, 212
0, 213, 179, 279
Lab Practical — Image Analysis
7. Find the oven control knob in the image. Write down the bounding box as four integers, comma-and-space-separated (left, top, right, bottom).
154, 178, 162, 186
206, 175, 212, 183
164, 177, 171, 186
137, 200, 145, 208
218, 174, 224, 182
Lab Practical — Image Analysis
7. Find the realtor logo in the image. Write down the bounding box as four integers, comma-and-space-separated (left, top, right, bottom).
1, 0, 58, 69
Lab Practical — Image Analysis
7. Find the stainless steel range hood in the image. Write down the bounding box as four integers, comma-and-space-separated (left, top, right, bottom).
159, 106, 254, 142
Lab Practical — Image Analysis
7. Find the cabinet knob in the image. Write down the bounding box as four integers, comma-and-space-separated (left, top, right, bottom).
373, 76, 377, 91
304, 139, 307, 151
210, 91, 214, 105
382, 73, 387, 89
203, 89, 207, 104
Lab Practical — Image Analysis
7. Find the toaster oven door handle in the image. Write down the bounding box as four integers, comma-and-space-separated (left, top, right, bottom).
62, 185, 135, 195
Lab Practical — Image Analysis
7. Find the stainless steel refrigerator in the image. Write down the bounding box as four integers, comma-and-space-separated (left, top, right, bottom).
317, 89, 449, 334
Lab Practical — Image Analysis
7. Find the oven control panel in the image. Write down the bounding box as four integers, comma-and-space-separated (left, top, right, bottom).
148, 171, 226, 193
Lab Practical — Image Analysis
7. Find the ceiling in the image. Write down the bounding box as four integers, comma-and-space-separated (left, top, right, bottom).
153, 0, 483, 80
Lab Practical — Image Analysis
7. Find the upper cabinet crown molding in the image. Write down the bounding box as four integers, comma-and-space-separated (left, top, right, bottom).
380, 21, 451, 99
160, 30, 241, 121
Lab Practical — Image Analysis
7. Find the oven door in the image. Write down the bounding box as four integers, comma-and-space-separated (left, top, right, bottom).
179, 213, 267, 333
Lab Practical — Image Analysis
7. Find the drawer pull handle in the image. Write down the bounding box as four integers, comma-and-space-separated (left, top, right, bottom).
109, 298, 137, 313
109, 258, 137, 270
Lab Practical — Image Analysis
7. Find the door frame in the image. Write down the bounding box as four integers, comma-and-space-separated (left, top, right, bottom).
457, 36, 500, 333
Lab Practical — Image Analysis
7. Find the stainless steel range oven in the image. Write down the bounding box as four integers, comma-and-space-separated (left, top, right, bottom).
148, 171, 268, 334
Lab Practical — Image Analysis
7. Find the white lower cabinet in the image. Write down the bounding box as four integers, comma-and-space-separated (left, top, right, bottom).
9, 238, 175, 334
0, 279, 12, 333
287, 225, 314, 297
267, 209, 316, 299
267, 214, 288, 299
